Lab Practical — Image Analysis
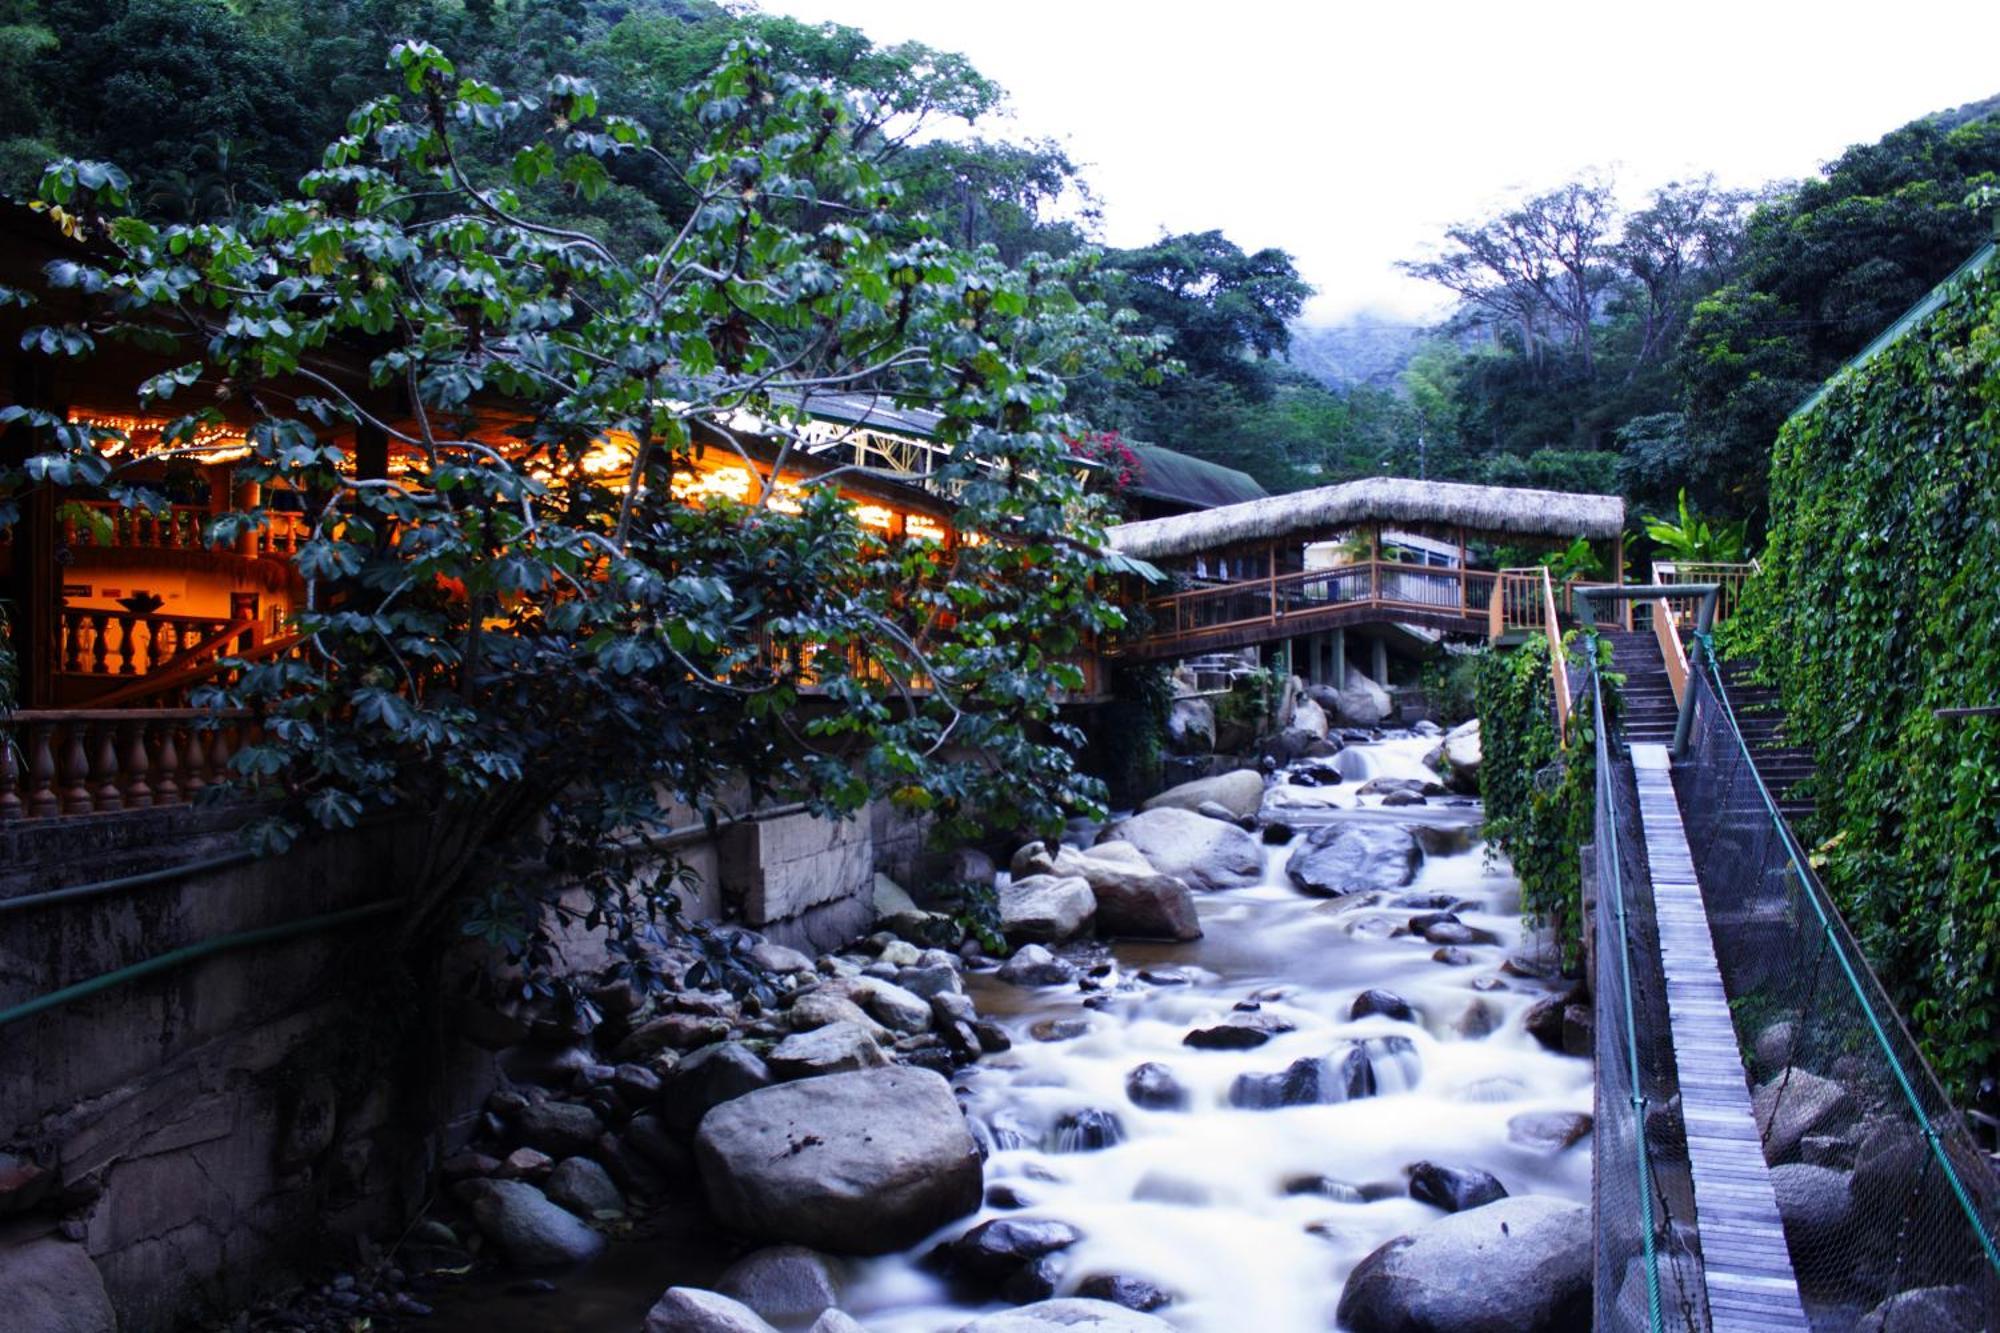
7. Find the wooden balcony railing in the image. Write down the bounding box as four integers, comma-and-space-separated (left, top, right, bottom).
1653, 560, 1759, 624
1144, 560, 1501, 648
0, 708, 260, 821
60, 499, 310, 556
58, 609, 243, 679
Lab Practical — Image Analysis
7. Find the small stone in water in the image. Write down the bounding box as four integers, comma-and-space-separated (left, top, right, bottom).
1507, 1110, 1594, 1152
1432, 946, 1474, 966
973, 1022, 1013, 1053
1425, 920, 1498, 947
1408, 1161, 1509, 1213
1182, 1012, 1295, 1049
1231, 999, 1262, 1012
1030, 1017, 1091, 1043
1047, 1108, 1125, 1152
985, 1183, 1033, 1209
1125, 1062, 1191, 1111
1350, 988, 1415, 1022
1260, 821, 1296, 844
1283, 1175, 1367, 1203
1138, 968, 1192, 986
1075, 1274, 1173, 1312
1470, 976, 1508, 992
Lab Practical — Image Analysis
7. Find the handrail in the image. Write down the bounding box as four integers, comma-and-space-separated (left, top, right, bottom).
1587, 636, 1664, 1329
1538, 566, 1572, 741
1695, 640, 2000, 1281
1654, 596, 1690, 708
84, 631, 305, 710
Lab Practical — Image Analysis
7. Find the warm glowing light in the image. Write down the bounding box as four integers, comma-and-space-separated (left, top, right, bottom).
855, 503, 895, 532
670, 464, 756, 505
904, 513, 946, 543
767, 482, 805, 515
69, 411, 246, 462
579, 435, 634, 476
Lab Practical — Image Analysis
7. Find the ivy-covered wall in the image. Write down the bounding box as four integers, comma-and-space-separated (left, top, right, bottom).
1731, 250, 2000, 1090
1473, 635, 1596, 969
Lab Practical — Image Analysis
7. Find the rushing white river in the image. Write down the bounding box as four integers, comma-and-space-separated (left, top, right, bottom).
845, 735, 1594, 1332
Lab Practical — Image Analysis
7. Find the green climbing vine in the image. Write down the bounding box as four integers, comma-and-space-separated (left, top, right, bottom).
1729, 251, 2000, 1092
1473, 633, 1599, 970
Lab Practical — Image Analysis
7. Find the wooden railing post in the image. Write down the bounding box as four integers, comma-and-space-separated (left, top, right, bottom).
59, 720, 92, 814
91, 720, 124, 812
0, 725, 21, 822
121, 719, 154, 809
26, 723, 58, 818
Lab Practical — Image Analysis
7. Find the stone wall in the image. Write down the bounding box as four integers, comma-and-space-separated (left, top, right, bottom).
0, 793, 903, 1329
0, 808, 491, 1331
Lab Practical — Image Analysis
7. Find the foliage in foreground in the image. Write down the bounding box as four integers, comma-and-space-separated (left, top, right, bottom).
0, 39, 1156, 1000
1729, 254, 2000, 1091
1474, 635, 1596, 968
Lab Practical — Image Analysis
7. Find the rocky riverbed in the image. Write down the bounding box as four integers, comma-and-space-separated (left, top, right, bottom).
229, 729, 1596, 1333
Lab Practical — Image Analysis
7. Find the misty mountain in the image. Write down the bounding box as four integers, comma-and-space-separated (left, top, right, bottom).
1284, 312, 1427, 392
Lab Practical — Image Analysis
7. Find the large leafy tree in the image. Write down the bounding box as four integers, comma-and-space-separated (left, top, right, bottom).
5, 38, 1155, 997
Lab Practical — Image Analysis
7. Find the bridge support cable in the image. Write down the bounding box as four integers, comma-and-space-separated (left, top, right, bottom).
1676, 646, 2000, 1325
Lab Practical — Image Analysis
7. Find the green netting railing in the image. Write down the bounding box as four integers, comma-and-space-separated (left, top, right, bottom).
1677, 641, 2000, 1326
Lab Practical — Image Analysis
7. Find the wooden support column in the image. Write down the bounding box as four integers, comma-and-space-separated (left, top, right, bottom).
1612, 530, 1629, 629
1372, 636, 1389, 687
1457, 526, 1468, 613
355, 419, 389, 482
1332, 627, 1346, 686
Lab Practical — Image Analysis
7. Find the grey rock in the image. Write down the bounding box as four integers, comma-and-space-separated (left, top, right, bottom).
642, 1286, 781, 1333
1358, 775, 1444, 798
932, 1217, 1084, 1295
694, 1067, 982, 1255
1350, 989, 1415, 1022
1182, 1012, 1295, 1049
751, 941, 816, 974
669, 1041, 774, 1134
1125, 1062, 1190, 1111
949, 847, 999, 888
769, 1022, 890, 1080
997, 944, 1076, 987
1100, 807, 1264, 891
808, 1313, 871, 1333
894, 963, 963, 999
1335, 1196, 1589, 1332
515, 1099, 606, 1158
1166, 697, 1215, 754
1753, 1068, 1855, 1161
955, 1298, 1175, 1331
455, 1178, 608, 1268
999, 875, 1097, 944
1285, 824, 1420, 897
1408, 1161, 1509, 1213
1140, 770, 1266, 819
1769, 1162, 1854, 1261
1047, 1108, 1125, 1152
818, 977, 934, 1034
545, 1156, 625, 1217
1507, 1110, 1593, 1152
716, 1245, 844, 1324
1018, 842, 1201, 942
1329, 668, 1392, 728
0, 1238, 115, 1333
1073, 1275, 1172, 1312
788, 992, 889, 1040
1855, 1286, 1985, 1333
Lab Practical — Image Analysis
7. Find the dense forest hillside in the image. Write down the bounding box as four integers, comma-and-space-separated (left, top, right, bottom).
1, 0, 1995, 522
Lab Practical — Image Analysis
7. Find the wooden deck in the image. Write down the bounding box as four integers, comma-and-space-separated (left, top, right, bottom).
1631, 743, 1810, 1330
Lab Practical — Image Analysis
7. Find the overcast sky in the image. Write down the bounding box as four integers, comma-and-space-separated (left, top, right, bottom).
762, 0, 2000, 324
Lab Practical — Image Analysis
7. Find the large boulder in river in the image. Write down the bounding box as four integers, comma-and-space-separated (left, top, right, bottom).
694, 1067, 982, 1255
1439, 719, 1481, 792
1010, 843, 1200, 941
1285, 824, 1420, 897
955, 1298, 1176, 1332
1165, 697, 1214, 754
999, 874, 1097, 944
1102, 807, 1263, 891
1751, 1068, 1854, 1161
1336, 1195, 1590, 1332
1141, 769, 1265, 819
1330, 668, 1392, 728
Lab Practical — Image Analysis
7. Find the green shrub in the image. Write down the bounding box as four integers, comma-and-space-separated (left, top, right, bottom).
1473, 633, 1598, 969
1421, 647, 1484, 726
1729, 253, 2000, 1091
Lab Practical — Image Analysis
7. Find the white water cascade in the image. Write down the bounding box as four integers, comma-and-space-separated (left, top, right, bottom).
844, 735, 1593, 1332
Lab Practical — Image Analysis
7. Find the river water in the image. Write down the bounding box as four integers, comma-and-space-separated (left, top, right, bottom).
844, 734, 1593, 1331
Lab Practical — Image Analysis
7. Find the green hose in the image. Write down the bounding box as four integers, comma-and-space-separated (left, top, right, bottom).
0, 898, 402, 1028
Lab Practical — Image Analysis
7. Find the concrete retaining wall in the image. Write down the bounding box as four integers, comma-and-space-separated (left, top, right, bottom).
0, 792, 911, 1329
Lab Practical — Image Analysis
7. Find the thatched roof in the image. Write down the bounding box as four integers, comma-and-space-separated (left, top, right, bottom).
1105, 476, 1625, 560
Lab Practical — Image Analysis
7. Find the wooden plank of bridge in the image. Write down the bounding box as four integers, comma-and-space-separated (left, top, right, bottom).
1630, 743, 1811, 1331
